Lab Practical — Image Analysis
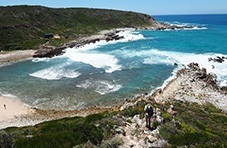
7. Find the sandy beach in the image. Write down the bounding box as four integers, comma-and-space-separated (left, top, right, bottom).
0, 94, 115, 129
0, 50, 36, 129
0, 50, 35, 65
0, 95, 32, 119
0, 95, 35, 129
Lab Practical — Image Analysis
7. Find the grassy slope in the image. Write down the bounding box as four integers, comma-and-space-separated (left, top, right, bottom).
0, 5, 155, 51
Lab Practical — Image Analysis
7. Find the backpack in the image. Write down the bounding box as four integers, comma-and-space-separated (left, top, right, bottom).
146, 106, 153, 116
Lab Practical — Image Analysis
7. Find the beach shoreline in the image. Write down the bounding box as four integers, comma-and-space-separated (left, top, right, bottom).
0, 50, 35, 66
0, 94, 117, 129
0, 95, 35, 129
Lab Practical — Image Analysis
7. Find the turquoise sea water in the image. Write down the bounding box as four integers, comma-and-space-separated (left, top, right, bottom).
0, 14, 227, 110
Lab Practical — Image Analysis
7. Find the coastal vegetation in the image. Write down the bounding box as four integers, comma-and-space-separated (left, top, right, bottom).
0, 99, 226, 147
159, 101, 227, 147
0, 5, 155, 51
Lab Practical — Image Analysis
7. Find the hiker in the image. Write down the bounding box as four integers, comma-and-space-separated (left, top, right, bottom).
144, 102, 154, 129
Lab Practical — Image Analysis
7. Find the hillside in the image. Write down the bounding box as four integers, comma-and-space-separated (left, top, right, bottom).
0, 5, 156, 51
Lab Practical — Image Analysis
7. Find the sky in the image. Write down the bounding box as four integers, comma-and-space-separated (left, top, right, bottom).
1, 0, 227, 15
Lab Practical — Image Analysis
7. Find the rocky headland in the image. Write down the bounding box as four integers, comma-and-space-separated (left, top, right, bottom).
33, 28, 126, 58
152, 62, 227, 112
33, 22, 196, 58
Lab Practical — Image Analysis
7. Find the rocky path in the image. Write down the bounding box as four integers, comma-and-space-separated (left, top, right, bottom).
117, 115, 167, 148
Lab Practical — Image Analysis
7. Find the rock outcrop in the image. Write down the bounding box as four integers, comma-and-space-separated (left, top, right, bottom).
208, 56, 227, 63
153, 62, 227, 112
33, 29, 125, 58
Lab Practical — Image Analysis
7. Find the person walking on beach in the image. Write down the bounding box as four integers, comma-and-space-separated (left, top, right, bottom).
4, 104, 6, 109
144, 102, 154, 129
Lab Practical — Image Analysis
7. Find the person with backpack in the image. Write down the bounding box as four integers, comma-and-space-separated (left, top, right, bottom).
144, 102, 154, 129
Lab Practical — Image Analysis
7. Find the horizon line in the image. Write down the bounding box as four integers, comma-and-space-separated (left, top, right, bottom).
1, 4, 227, 16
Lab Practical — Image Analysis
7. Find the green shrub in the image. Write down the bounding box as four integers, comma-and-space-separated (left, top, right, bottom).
121, 101, 146, 117
14, 122, 103, 148
11, 114, 107, 147
159, 101, 227, 147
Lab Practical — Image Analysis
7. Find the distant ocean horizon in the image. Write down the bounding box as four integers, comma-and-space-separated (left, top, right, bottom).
0, 14, 226, 110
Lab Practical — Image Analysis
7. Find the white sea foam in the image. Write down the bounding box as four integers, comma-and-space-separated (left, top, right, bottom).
116, 30, 145, 42
162, 21, 207, 31
72, 30, 144, 51
62, 30, 145, 73
181, 26, 207, 30
32, 58, 50, 63
95, 81, 122, 95
149, 50, 227, 86
32, 98, 51, 106
0, 92, 17, 98
65, 51, 121, 73
29, 63, 81, 80
77, 80, 122, 95
114, 48, 227, 86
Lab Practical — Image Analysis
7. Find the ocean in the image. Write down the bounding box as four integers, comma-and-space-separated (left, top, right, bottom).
0, 14, 227, 110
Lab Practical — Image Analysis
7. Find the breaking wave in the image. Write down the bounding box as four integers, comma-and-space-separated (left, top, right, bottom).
111, 47, 227, 86
161, 21, 208, 31
63, 30, 144, 73
77, 80, 122, 95
30, 63, 81, 80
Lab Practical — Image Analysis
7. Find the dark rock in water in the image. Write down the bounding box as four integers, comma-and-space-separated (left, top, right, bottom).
33, 45, 66, 58
208, 56, 226, 63
105, 32, 124, 41
106, 37, 112, 42
208, 57, 212, 61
